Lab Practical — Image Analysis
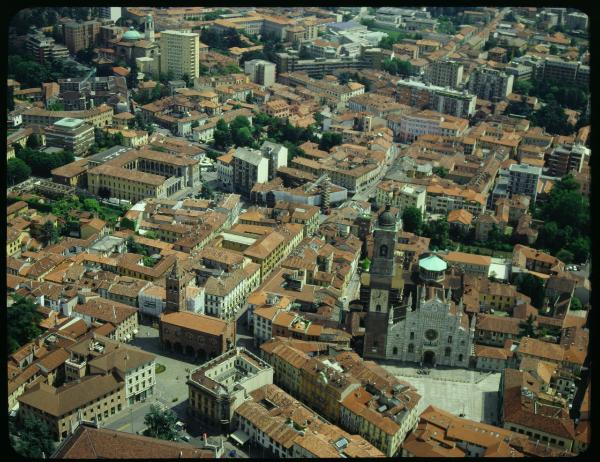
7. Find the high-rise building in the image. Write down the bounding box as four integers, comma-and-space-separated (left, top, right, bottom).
25, 30, 69, 63
44, 118, 95, 156
244, 59, 276, 87
160, 30, 200, 80
508, 163, 542, 203
547, 143, 589, 177
424, 59, 464, 89
396, 79, 477, 118
98, 7, 122, 22
467, 67, 514, 102
232, 147, 270, 197
63, 20, 101, 54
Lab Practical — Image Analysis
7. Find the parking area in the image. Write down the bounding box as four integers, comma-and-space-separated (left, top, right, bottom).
381, 363, 502, 424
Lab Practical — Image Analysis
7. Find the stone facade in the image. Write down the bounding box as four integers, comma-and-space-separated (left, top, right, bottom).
384, 290, 474, 367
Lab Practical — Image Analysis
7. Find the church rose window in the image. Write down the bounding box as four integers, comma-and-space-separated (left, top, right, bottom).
425, 329, 438, 341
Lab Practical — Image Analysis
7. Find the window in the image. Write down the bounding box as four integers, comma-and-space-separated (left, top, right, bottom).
448, 336, 452, 343
410, 332, 414, 340
458, 354, 463, 362
393, 347, 398, 355
376, 304, 381, 312
408, 344, 414, 353
379, 245, 388, 257
445, 347, 451, 357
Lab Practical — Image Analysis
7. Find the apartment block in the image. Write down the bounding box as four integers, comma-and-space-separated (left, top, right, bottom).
232, 147, 270, 197
396, 110, 469, 142
396, 79, 477, 119
233, 383, 384, 458
25, 30, 69, 63
63, 20, 101, 54
160, 30, 200, 80
244, 59, 276, 87
44, 118, 95, 156
508, 163, 542, 203
376, 181, 427, 214
547, 143, 589, 177
467, 67, 514, 102
424, 60, 464, 89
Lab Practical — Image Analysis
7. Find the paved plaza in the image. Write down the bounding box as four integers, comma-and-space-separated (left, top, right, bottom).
381, 362, 502, 425
102, 324, 249, 457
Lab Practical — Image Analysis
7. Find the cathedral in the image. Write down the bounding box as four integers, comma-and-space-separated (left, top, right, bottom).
362, 206, 474, 367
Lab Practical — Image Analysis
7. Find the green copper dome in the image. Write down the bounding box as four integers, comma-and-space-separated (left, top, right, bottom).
123, 27, 142, 41
419, 254, 448, 272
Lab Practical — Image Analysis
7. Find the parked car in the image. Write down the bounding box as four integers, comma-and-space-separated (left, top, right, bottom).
180, 435, 191, 442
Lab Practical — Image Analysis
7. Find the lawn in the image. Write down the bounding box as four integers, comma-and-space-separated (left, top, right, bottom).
458, 244, 513, 260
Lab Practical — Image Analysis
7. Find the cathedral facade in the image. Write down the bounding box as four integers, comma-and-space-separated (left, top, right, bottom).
362, 206, 475, 367
384, 286, 474, 368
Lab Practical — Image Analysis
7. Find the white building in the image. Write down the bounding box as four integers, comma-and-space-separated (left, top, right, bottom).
508, 163, 542, 203
185, 286, 205, 314
376, 181, 427, 214
244, 59, 276, 87
397, 110, 469, 142
232, 147, 270, 197
204, 263, 261, 319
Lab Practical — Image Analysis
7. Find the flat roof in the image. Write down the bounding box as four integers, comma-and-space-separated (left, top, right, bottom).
54, 117, 85, 128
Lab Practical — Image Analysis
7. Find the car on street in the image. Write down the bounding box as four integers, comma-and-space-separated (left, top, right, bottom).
180, 435, 191, 442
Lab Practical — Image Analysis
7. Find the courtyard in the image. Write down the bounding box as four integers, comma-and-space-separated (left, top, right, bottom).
380, 362, 502, 425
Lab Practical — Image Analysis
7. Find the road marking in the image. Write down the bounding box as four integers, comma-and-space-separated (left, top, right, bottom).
117, 423, 130, 432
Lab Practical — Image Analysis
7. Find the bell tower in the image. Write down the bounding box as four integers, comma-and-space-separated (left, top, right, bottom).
145, 13, 155, 42
363, 206, 403, 359
166, 261, 185, 313
370, 205, 398, 280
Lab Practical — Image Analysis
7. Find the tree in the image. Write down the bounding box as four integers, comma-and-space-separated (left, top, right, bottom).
549, 44, 558, 55
143, 404, 180, 441
570, 297, 584, 311
556, 249, 574, 265
120, 217, 136, 231
40, 221, 59, 246
318, 132, 343, 151
7, 158, 32, 186
432, 166, 448, 178
423, 220, 450, 250
213, 119, 232, 150
521, 313, 537, 338
516, 274, 546, 309
402, 206, 423, 234
361, 258, 371, 272
232, 126, 254, 147
7, 295, 43, 353
381, 58, 415, 77
82, 198, 100, 213
11, 414, 55, 458
531, 101, 573, 135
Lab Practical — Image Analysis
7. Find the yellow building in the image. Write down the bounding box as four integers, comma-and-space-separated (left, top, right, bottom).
22, 104, 114, 128
18, 374, 126, 441
160, 30, 200, 79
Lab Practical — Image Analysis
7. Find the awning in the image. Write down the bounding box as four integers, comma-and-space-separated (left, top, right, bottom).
229, 430, 250, 446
